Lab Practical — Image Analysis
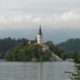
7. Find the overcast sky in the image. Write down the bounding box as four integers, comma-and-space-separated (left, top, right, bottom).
0, 0, 80, 43
0, 0, 79, 30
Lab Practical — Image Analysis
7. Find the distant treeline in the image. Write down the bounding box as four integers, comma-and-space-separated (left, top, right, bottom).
0, 38, 80, 59
0, 38, 29, 59
0, 37, 64, 60
57, 39, 80, 58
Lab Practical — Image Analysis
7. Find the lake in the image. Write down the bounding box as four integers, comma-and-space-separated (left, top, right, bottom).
0, 61, 74, 80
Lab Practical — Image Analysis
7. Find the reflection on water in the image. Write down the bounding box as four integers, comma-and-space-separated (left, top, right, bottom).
37, 63, 43, 80
0, 61, 74, 80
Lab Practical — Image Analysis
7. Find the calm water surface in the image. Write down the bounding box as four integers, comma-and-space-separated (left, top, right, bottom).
0, 61, 74, 80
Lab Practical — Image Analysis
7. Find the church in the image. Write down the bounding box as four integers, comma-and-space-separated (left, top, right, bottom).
28, 25, 49, 51
28, 26, 62, 60
37, 25, 43, 45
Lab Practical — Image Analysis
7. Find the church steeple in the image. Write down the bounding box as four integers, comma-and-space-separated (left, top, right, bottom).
39, 25, 42, 35
37, 25, 43, 45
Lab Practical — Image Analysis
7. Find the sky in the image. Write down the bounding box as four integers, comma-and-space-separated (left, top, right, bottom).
0, 0, 80, 43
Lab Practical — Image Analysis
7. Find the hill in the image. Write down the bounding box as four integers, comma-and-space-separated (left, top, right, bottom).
0, 37, 79, 59
5, 44, 52, 61
57, 39, 80, 58
0, 38, 29, 59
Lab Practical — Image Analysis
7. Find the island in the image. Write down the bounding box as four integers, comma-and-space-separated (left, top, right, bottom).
5, 26, 62, 61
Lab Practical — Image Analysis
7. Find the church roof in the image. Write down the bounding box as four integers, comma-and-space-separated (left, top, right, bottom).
39, 25, 42, 35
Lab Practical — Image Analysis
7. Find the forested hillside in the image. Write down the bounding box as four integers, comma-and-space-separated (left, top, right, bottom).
57, 39, 80, 58
0, 38, 80, 59
0, 38, 28, 59
5, 44, 52, 61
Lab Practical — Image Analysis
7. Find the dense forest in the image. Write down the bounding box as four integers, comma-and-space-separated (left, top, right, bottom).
0, 38, 80, 60
0, 38, 29, 59
5, 44, 52, 61
5, 39, 66, 61
57, 39, 80, 58
0, 38, 63, 60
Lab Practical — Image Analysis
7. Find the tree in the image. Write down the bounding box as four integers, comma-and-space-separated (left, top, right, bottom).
5, 44, 52, 62
71, 51, 80, 63
58, 48, 65, 59
46, 41, 55, 52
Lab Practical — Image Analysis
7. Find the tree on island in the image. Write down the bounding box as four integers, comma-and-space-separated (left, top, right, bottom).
5, 44, 52, 62
46, 41, 65, 59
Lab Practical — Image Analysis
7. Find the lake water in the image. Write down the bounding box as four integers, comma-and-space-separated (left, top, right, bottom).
0, 61, 74, 80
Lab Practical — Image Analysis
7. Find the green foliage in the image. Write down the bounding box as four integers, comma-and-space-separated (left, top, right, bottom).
39, 50, 51, 61
0, 38, 17, 59
32, 57, 37, 62
70, 64, 80, 80
1, 38, 80, 59
71, 51, 80, 63
57, 39, 80, 58
46, 41, 65, 59
58, 48, 65, 59
0, 38, 29, 59
5, 44, 52, 62
46, 41, 55, 52
69, 52, 80, 80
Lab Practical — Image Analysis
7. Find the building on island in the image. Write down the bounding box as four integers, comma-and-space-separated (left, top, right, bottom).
37, 25, 43, 45
28, 25, 49, 51
28, 25, 62, 61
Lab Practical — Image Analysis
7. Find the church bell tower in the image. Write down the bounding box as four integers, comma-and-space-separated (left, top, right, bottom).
37, 25, 43, 45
